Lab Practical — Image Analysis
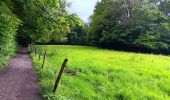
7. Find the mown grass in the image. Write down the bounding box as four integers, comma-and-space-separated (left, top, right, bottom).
31, 45, 170, 100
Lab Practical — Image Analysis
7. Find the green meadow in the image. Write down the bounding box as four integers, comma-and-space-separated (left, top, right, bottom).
31, 45, 170, 100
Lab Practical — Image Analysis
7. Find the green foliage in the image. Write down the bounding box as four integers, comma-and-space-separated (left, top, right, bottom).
31, 45, 170, 100
9, 0, 85, 45
67, 16, 88, 45
0, 2, 21, 68
89, 0, 170, 54
11, 0, 62, 45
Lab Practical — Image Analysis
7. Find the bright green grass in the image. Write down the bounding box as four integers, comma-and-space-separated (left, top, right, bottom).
31, 45, 170, 100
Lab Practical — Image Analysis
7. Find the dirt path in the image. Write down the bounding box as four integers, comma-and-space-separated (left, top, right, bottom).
0, 48, 40, 100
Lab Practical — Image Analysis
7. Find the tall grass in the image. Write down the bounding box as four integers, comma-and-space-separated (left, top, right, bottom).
31, 45, 170, 100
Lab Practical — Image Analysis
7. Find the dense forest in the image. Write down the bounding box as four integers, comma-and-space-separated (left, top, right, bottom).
1, 0, 170, 67
89, 0, 170, 54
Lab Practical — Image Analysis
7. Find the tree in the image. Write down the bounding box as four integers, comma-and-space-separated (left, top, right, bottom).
67, 14, 87, 45
6, 0, 73, 45
89, 0, 170, 54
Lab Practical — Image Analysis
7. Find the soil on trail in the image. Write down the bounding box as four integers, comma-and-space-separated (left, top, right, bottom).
0, 48, 41, 100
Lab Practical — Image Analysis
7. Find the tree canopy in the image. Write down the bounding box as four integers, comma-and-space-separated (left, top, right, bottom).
0, 0, 85, 45
89, 0, 170, 54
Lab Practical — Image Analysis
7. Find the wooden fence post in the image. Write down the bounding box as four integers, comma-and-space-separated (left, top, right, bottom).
42, 49, 47, 69
34, 46, 37, 57
38, 49, 42, 61
53, 59, 68, 93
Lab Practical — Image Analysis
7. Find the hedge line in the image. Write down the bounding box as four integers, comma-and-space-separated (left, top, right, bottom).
0, 2, 20, 68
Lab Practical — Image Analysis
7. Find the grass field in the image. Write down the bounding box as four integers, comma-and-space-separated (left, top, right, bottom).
31, 45, 170, 100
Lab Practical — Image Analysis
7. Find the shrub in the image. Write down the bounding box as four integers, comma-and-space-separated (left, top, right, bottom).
0, 2, 21, 68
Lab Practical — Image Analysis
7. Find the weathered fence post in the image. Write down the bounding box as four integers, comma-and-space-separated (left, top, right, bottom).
34, 46, 37, 57
38, 49, 42, 61
53, 59, 68, 93
42, 49, 47, 69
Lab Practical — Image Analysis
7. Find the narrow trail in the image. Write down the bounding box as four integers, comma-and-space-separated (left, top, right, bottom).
0, 48, 40, 100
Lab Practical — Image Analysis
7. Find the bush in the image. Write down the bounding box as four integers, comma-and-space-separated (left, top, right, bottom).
0, 2, 21, 68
